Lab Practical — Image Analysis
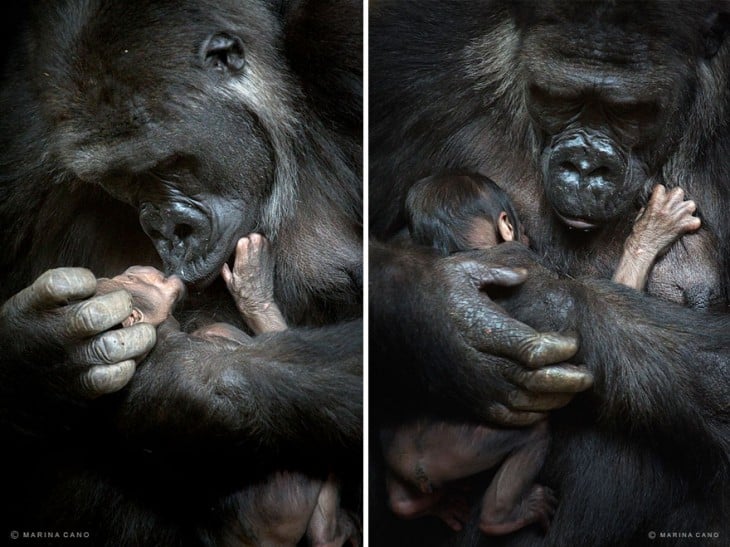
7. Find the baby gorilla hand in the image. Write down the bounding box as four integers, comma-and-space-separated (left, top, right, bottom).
221, 234, 287, 334
628, 185, 700, 258
613, 185, 701, 290
0, 268, 156, 398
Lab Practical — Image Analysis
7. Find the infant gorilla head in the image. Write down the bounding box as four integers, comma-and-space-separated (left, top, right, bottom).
96, 266, 184, 328
94, 233, 290, 344
95, 266, 247, 343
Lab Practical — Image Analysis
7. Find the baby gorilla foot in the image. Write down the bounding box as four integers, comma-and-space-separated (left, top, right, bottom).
479, 484, 557, 536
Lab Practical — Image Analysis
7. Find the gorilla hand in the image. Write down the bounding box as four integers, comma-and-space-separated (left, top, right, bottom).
434, 249, 591, 425
0, 268, 156, 397
370, 242, 592, 427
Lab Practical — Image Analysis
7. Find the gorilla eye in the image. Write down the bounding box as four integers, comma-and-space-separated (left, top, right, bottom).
527, 84, 581, 131
202, 32, 246, 73
608, 101, 660, 130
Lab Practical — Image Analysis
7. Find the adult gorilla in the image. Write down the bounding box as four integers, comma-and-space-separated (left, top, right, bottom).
370, 1, 729, 546
0, 0, 362, 544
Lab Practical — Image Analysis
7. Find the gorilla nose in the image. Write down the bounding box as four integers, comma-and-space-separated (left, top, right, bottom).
544, 130, 631, 224
549, 131, 624, 191
139, 202, 210, 271
554, 157, 615, 188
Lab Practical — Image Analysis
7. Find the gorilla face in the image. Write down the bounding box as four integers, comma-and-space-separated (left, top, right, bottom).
37, 0, 285, 287
512, 1, 720, 229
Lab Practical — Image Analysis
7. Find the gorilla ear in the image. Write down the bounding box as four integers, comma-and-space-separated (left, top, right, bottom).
704, 11, 730, 58
201, 32, 246, 73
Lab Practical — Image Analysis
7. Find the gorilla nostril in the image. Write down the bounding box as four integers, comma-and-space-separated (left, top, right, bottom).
559, 161, 577, 172
148, 228, 164, 241
587, 166, 611, 178
174, 223, 194, 241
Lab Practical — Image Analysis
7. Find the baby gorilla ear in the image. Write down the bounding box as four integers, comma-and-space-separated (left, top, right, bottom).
201, 32, 246, 72
497, 212, 515, 243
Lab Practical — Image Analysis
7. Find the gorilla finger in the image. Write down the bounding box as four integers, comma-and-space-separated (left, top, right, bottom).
678, 199, 696, 214
514, 364, 594, 393
680, 217, 701, 232
64, 289, 133, 338
507, 390, 575, 411
79, 360, 137, 398
16, 268, 96, 311
221, 263, 232, 284
667, 186, 685, 201
517, 331, 579, 367
460, 261, 528, 288
248, 232, 265, 250
485, 403, 546, 427
70, 323, 157, 365
648, 184, 666, 203
233, 236, 250, 271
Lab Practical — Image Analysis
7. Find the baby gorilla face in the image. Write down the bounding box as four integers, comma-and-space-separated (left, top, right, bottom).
97, 266, 186, 327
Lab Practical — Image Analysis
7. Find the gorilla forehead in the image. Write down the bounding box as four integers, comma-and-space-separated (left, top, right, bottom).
511, 0, 720, 67
32, 0, 282, 180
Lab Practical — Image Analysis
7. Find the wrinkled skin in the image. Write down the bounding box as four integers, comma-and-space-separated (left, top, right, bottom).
371, 243, 591, 427
370, 1, 730, 545
0, 1, 362, 545
0, 268, 157, 397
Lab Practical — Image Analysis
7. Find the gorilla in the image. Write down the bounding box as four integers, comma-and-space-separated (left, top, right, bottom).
0, 0, 362, 545
370, 1, 730, 546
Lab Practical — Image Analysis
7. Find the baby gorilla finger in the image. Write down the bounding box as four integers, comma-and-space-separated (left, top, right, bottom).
64, 289, 134, 338
79, 360, 137, 397
69, 322, 157, 365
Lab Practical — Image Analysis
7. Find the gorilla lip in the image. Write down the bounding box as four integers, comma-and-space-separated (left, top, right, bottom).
554, 211, 599, 231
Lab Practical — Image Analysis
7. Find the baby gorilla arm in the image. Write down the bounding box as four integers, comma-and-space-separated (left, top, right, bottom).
222, 234, 288, 334
613, 185, 700, 290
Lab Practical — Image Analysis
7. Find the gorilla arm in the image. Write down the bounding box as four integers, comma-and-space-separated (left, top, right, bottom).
465, 243, 730, 454
115, 319, 363, 455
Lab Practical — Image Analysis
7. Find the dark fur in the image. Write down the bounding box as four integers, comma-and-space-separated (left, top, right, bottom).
371, 1, 730, 545
0, 0, 362, 544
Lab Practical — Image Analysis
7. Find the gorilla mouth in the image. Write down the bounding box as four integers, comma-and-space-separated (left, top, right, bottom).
554, 211, 600, 231
182, 239, 235, 289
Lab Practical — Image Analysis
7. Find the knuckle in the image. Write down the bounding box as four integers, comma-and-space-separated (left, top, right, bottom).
71, 301, 100, 333
489, 404, 544, 426
91, 334, 120, 364
669, 187, 684, 197
37, 268, 95, 301
82, 361, 136, 396
507, 390, 532, 409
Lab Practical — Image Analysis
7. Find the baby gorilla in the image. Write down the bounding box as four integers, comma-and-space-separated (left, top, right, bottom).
382, 173, 700, 536
96, 235, 357, 547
